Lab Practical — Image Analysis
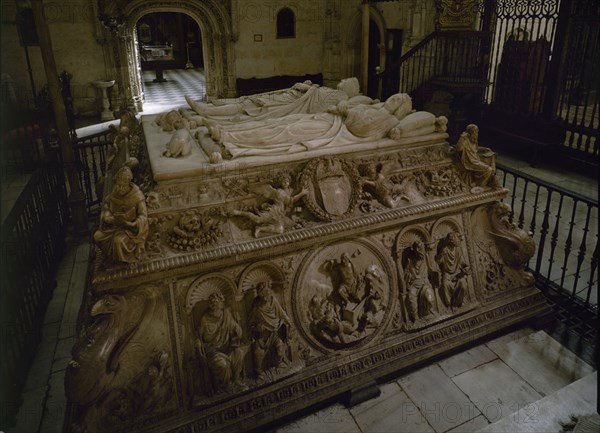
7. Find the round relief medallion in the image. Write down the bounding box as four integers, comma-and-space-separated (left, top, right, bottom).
292, 240, 395, 351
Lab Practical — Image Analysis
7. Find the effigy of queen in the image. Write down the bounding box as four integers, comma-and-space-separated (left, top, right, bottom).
65, 78, 547, 433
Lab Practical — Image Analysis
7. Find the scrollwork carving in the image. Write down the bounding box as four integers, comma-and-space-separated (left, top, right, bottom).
415, 166, 468, 197
488, 202, 536, 269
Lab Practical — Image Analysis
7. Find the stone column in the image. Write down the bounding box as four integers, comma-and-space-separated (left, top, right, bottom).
361, 0, 370, 94
31, 0, 88, 234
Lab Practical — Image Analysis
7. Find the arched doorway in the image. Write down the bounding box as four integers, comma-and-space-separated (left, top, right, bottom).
347, 7, 386, 98
135, 12, 205, 106
101, 0, 236, 112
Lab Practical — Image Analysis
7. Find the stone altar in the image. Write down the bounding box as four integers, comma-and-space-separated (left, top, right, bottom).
65, 90, 548, 433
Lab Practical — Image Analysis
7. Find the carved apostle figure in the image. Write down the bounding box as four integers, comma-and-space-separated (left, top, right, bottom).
401, 241, 436, 321
435, 233, 468, 309
455, 124, 496, 188
249, 281, 291, 375
195, 292, 248, 393
94, 166, 149, 263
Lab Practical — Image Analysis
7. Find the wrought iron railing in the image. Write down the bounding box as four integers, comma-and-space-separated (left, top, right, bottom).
481, 0, 598, 167
0, 159, 69, 428
495, 163, 598, 344
73, 130, 112, 215
1, 119, 45, 180
377, 30, 491, 102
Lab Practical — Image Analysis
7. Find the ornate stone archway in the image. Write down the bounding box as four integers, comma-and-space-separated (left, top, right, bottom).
98, 0, 236, 112
345, 5, 387, 93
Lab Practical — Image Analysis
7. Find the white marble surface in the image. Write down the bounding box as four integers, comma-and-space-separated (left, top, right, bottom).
142, 112, 448, 181
477, 371, 597, 433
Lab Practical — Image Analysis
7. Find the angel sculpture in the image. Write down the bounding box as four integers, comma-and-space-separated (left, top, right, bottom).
231, 173, 307, 237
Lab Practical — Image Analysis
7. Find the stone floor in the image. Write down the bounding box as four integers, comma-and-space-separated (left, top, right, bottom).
269, 329, 596, 433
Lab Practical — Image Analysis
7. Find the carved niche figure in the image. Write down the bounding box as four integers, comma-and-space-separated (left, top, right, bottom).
249, 281, 292, 376
489, 202, 536, 269
399, 241, 437, 323
360, 162, 411, 208
455, 124, 498, 189
94, 166, 149, 263
435, 232, 469, 309
231, 173, 306, 237
195, 291, 248, 393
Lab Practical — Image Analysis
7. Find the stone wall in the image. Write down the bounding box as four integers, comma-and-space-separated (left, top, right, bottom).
0, 0, 108, 117
233, 0, 327, 79
1, 0, 440, 119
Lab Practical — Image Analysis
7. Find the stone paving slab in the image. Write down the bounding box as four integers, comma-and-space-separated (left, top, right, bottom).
350, 382, 435, 433
398, 364, 478, 432
438, 345, 498, 378
477, 371, 597, 433
452, 359, 542, 424
486, 330, 594, 397
275, 402, 361, 433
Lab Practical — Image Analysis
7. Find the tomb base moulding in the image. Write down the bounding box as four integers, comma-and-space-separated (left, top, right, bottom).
64, 109, 549, 433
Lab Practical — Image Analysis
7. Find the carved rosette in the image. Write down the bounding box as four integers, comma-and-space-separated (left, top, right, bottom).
292, 240, 395, 351
300, 157, 361, 221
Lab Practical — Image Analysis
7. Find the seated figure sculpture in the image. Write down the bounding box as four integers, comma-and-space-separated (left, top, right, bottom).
94, 166, 149, 263
196, 292, 248, 393
203, 93, 444, 158
456, 124, 496, 188
185, 77, 372, 125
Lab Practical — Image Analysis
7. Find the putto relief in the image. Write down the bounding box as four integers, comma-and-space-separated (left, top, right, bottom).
229, 173, 307, 237
293, 241, 394, 350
